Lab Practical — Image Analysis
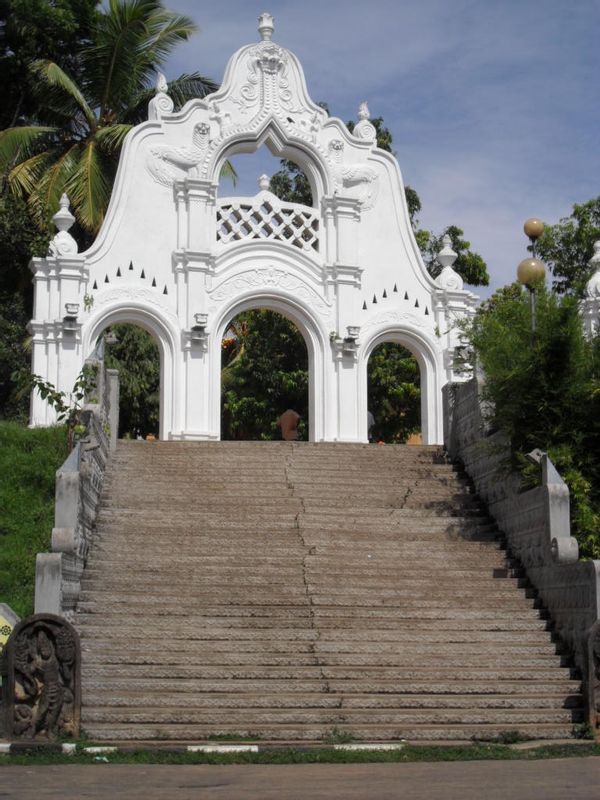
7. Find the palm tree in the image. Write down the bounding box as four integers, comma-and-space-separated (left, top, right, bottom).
0, 0, 226, 235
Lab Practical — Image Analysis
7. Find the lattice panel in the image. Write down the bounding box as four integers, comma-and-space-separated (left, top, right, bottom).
217, 195, 319, 252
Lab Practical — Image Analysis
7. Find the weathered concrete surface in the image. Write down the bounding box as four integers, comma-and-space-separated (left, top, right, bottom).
74, 441, 585, 741
2, 759, 599, 800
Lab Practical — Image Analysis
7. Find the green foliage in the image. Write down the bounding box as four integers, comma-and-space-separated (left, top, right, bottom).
269, 159, 312, 206
421, 224, 489, 287
0, 0, 99, 129
368, 343, 420, 442
535, 196, 600, 294
221, 310, 308, 440
30, 362, 97, 424
464, 287, 600, 557
0, 421, 68, 616
0, 0, 217, 233
404, 186, 422, 228
104, 324, 160, 437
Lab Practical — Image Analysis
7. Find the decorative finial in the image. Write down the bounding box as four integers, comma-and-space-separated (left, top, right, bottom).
53, 193, 75, 232
148, 71, 174, 120
48, 193, 78, 256
352, 103, 376, 144
258, 174, 271, 192
258, 12, 274, 41
156, 72, 168, 93
437, 235, 457, 268
585, 241, 600, 298
434, 234, 463, 291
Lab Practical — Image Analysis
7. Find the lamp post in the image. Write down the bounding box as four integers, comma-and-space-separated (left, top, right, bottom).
517, 218, 546, 337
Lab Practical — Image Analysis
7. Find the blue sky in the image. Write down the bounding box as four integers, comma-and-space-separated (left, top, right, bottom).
164, 1, 599, 298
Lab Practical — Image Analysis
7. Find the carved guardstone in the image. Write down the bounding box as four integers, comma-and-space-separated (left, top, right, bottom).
1, 614, 80, 741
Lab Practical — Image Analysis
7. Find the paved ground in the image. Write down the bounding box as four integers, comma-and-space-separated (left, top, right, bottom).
1, 758, 599, 799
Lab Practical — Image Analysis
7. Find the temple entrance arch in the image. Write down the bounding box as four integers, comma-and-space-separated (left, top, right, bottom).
358, 327, 444, 445
28, 15, 477, 444
210, 292, 329, 442
84, 305, 179, 441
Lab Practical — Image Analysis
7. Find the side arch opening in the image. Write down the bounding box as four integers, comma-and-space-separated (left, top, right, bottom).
359, 329, 443, 445
85, 307, 177, 441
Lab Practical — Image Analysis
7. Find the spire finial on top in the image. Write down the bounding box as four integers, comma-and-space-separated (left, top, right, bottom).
358, 102, 370, 121
585, 241, 600, 298
156, 72, 168, 93
48, 193, 78, 256
53, 193, 75, 232
258, 174, 271, 192
258, 12, 274, 41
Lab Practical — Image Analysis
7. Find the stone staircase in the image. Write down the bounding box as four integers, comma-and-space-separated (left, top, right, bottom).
75, 441, 584, 742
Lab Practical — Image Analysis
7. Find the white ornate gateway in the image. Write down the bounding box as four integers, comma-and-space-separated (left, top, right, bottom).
29, 14, 478, 443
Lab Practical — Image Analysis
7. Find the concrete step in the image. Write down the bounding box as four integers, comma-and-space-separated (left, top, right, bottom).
81, 676, 581, 695
74, 440, 581, 743
82, 691, 582, 711
78, 721, 579, 742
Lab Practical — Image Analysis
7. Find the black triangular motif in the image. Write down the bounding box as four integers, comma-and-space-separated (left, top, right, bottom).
393, 284, 398, 292
116, 267, 121, 277
104, 275, 109, 283
404, 291, 409, 300
425, 307, 429, 315
163, 286, 168, 295
372, 294, 377, 304
93, 280, 98, 290
129, 260, 134, 270
362, 301, 367, 310
152, 278, 157, 287
414, 299, 419, 308
140, 269, 145, 279
382, 289, 387, 298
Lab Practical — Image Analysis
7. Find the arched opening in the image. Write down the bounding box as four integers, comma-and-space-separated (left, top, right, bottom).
220, 308, 309, 441
360, 329, 443, 445
86, 307, 177, 441
367, 342, 421, 444
219, 143, 314, 207
102, 323, 160, 439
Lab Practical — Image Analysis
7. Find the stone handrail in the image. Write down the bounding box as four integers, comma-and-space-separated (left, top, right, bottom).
34, 343, 119, 618
443, 377, 600, 730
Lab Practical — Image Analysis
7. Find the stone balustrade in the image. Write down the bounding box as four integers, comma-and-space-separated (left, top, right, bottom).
34, 343, 119, 619
443, 377, 600, 730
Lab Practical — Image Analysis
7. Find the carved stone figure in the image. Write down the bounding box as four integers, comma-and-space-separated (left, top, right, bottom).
147, 122, 211, 187
2, 614, 80, 740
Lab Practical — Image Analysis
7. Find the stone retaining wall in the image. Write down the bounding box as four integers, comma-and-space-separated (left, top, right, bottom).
443, 377, 600, 727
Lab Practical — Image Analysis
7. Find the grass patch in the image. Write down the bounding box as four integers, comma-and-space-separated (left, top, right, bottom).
0, 421, 68, 617
1, 743, 599, 767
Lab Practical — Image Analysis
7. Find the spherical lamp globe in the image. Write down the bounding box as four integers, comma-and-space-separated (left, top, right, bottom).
517, 258, 546, 287
523, 218, 545, 240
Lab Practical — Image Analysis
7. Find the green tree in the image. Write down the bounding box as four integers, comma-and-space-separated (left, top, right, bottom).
368, 343, 420, 442
0, 193, 50, 420
0, 0, 218, 234
0, 0, 99, 129
221, 310, 308, 440
464, 286, 600, 558
535, 197, 600, 294
104, 324, 160, 437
